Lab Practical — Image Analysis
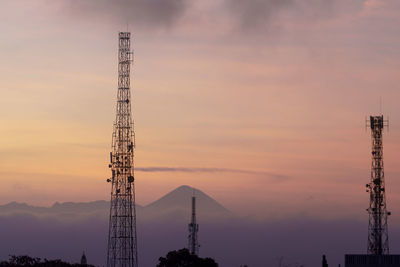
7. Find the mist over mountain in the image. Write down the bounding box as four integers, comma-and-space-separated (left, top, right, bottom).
1, 185, 400, 267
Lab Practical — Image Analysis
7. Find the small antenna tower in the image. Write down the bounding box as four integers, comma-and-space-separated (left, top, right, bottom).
365, 115, 390, 255
106, 32, 138, 267
188, 192, 199, 255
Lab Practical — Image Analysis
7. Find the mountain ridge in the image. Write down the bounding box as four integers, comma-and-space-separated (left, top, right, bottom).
0, 185, 231, 221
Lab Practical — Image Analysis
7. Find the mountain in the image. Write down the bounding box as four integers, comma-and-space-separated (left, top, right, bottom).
143, 185, 231, 221
0, 185, 231, 222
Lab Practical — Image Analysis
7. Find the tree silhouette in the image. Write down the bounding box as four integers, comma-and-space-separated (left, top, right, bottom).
0, 255, 94, 267
157, 248, 218, 267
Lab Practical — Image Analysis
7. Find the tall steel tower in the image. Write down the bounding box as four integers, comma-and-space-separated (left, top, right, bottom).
365, 115, 390, 255
106, 32, 138, 267
188, 195, 199, 255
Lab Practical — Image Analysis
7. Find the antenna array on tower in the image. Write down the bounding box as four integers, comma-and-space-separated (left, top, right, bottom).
366, 115, 390, 255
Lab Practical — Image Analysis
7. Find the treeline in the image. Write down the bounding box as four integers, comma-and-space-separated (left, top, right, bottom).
157, 249, 218, 267
0, 256, 93, 267
2, 249, 220, 267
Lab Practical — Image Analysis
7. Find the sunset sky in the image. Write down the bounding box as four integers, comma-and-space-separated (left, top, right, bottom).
1, 0, 400, 220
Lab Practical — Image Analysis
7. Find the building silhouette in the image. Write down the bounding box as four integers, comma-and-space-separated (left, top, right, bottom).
80, 252, 87, 266
322, 255, 328, 267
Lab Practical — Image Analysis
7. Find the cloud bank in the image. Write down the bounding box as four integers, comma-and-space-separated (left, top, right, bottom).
56, 0, 367, 33
226, 0, 294, 30
60, 0, 188, 29
225, 0, 367, 32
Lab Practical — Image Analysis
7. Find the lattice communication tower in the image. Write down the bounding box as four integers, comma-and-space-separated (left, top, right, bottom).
106, 32, 138, 267
188, 195, 199, 255
366, 115, 390, 255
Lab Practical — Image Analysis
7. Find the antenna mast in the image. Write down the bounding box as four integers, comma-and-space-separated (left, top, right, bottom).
188, 195, 199, 255
106, 32, 138, 267
366, 115, 390, 255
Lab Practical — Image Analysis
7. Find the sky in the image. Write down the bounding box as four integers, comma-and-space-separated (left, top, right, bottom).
1, 0, 400, 220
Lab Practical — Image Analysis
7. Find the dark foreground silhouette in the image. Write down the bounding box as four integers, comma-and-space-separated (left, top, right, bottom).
157, 249, 218, 267
0, 255, 94, 267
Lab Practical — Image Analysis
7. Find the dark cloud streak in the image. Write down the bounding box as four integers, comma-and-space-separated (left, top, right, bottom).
135, 166, 289, 180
